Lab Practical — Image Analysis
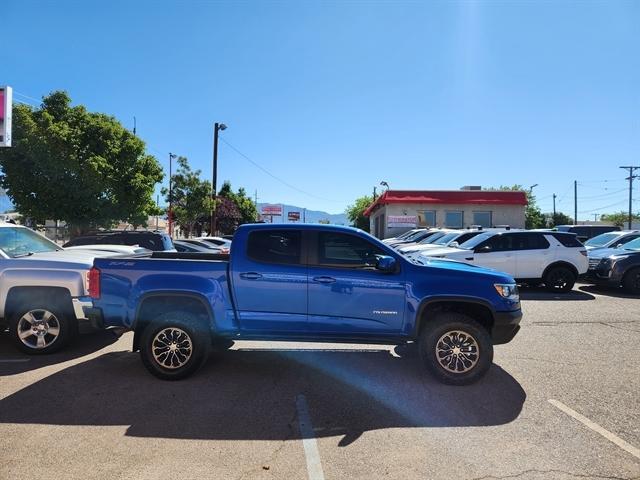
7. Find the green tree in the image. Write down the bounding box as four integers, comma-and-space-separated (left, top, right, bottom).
485, 185, 545, 229
601, 211, 640, 227
0, 91, 163, 234
218, 181, 258, 225
546, 212, 573, 227
346, 195, 373, 232
161, 157, 212, 237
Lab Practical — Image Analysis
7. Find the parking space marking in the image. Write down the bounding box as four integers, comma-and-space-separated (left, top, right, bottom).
0, 358, 31, 363
549, 399, 640, 460
296, 394, 326, 480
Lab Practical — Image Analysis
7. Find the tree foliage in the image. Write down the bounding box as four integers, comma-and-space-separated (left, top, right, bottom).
485, 185, 545, 229
546, 212, 573, 227
161, 156, 212, 237
346, 195, 373, 232
214, 196, 242, 234
0, 91, 163, 234
600, 211, 640, 227
218, 181, 258, 225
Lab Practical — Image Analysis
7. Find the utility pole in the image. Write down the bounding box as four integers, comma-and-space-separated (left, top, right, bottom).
156, 194, 159, 230
619, 166, 640, 230
303, 208, 306, 223
168, 153, 177, 237
373, 186, 377, 200
593, 214, 599, 222
574, 181, 578, 225
552, 193, 557, 217
210, 122, 227, 235
133, 116, 136, 136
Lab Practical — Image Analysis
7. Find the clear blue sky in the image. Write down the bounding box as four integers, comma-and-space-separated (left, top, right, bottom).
3, 0, 639, 219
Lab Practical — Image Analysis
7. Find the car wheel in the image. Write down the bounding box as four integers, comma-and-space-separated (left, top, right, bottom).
8, 303, 75, 355
622, 267, 640, 295
140, 312, 210, 380
418, 313, 493, 385
543, 266, 576, 293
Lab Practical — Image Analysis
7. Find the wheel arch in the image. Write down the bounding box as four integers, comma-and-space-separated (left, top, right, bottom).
414, 296, 495, 338
542, 261, 579, 280
132, 292, 215, 352
5, 286, 74, 320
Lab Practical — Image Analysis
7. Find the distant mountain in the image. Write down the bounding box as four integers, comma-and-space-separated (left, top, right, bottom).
257, 203, 349, 225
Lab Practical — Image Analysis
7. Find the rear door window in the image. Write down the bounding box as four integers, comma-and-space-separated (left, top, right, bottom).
315, 232, 385, 268
247, 230, 302, 265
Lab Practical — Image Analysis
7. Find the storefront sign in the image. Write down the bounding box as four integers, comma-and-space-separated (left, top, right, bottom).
387, 215, 417, 228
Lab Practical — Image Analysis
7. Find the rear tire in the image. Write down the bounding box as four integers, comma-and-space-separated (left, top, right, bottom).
622, 267, 640, 295
543, 266, 576, 293
8, 302, 75, 355
140, 312, 210, 380
418, 313, 493, 385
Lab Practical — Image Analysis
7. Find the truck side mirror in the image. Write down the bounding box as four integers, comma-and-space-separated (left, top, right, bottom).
475, 245, 492, 253
376, 255, 397, 273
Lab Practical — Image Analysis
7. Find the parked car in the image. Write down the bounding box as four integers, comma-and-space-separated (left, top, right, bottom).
584, 237, 640, 294
65, 244, 152, 256
86, 224, 522, 385
0, 224, 118, 354
381, 228, 425, 244
583, 230, 640, 251
195, 236, 232, 253
555, 225, 620, 242
384, 229, 435, 247
64, 230, 176, 252
174, 240, 222, 253
176, 239, 222, 251
399, 230, 485, 256
389, 229, 446, 249
417, 230, 587, 292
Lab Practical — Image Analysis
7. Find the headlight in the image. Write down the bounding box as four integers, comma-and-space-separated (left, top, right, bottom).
494, 283, 519, 301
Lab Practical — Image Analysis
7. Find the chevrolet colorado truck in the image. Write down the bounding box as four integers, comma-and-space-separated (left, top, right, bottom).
87, 224, 523, 385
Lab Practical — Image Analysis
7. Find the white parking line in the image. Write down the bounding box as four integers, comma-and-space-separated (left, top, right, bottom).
549, 399, 640, 460
0, 358, 31, 363
296, 394, 326, 480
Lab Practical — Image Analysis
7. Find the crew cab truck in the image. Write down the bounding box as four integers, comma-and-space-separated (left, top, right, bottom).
87, 224, 523, 385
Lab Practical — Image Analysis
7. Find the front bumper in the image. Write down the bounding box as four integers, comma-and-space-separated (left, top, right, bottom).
492, 309, 522, 345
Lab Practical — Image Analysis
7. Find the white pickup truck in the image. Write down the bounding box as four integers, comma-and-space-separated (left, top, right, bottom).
0, 223, 136, 354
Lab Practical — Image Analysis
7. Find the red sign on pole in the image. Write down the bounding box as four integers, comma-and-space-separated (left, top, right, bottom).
288, 211, 301, 221
261, 204, 283, 216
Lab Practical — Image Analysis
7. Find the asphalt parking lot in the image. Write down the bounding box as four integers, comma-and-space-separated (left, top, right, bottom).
1, 284, 638, 480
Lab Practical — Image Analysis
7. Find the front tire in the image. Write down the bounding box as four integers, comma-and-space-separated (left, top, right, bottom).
543, 266, 576, 293
140, 312, 210, 380
419, 313, 493, 385
8, 303, 75, 355
622, 267, 640, 295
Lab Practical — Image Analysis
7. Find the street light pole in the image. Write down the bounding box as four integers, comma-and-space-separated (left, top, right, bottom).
620, 166, 639, 230
168, 153, 177, 237
211, 122, 227, 235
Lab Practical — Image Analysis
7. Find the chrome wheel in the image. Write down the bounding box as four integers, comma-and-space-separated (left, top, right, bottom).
152, 327, 193, 370
436, 330, 480, 374
17, 309, 61, 350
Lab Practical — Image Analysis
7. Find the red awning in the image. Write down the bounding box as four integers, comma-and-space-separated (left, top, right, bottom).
363, 190, 528, 217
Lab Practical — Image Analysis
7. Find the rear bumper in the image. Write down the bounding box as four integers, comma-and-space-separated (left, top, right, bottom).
492, 309, 522, 345
72, 297, 105, 329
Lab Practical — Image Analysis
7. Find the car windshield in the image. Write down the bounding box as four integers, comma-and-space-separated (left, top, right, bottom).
433, 232, 459, 245
401, 230, 426, 242
622, 238, 640, 251
418, 232, 445, 244
585, 232, 620, 247
0, 227, 60, 258
457, 232, 495, 250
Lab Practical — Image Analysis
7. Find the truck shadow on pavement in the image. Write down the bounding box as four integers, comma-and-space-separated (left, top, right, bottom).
519, 286, 595, 301
578, 284, 639, 299
0, 330, 118, 376
0, 346, 526, 446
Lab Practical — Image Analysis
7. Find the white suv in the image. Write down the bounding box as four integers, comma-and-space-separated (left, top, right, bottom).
417, 230, 588, 292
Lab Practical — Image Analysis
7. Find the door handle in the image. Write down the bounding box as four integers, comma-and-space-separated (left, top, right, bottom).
240, 272, 262, 280
465, 257, 474, 261
313, 276, 336, 284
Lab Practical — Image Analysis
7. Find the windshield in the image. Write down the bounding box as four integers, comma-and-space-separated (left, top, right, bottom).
0, 227, 60, 258
584, 232, 620, 247
457, 232, 494, 250
418, 232, 445, 244
622, 238, 640, 251
432, 232, 459, 245
402, 230, 427, 242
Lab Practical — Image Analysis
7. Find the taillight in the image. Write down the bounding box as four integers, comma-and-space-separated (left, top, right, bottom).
88, 267, 101, 299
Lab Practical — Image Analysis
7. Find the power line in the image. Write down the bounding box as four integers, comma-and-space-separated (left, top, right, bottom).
13, 91, 41, 104
578, 199, 627, 214
220, 137, 346, 203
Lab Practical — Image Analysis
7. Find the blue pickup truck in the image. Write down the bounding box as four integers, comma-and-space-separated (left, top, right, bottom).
86, 224, 522, 385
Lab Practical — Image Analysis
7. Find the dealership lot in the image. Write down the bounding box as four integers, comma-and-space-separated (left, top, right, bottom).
0, 284, 638, 480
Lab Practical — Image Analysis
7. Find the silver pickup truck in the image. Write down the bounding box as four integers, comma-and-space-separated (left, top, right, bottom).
0, 223, 121, 354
